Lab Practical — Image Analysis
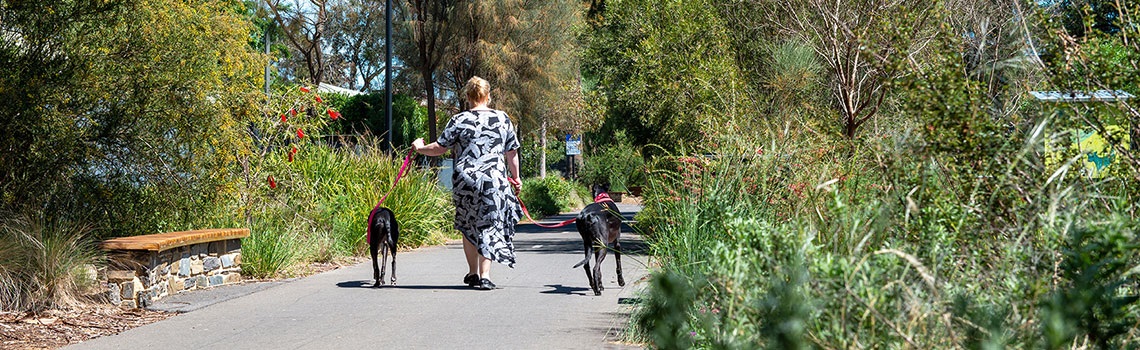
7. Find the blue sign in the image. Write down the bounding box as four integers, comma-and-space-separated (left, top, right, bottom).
565, 134, 581, 155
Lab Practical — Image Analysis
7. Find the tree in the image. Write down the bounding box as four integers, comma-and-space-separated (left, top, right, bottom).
0, 0, 264, 235
1048, 0, 1125, 37
0, 0, 122, 212
583, 0, 745, 152
396, 0, 459, 142
946, 0, 1041, 120
441, 0, 586, 176
266, 0, 332, 85
326, 0, 388, 91
771, 0, 938, 138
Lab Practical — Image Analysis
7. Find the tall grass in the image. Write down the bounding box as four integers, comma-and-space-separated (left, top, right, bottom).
241, 217, 306, 279
632, 116, 1140, 347
236, 139, 453, 278
0, 215, 102, 312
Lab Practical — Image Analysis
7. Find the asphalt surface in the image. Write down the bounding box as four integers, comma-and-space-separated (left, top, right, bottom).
65, 203, 649, 350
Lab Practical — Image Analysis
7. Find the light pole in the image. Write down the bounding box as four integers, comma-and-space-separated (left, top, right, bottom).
385, 0, 393, 153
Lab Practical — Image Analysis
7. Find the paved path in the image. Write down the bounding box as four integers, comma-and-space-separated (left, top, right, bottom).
66, 203, 649, 350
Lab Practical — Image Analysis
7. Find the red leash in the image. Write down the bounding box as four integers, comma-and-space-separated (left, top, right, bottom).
517, 200, 578, 228
367, 149, 416, 242
517, 192, 614, 229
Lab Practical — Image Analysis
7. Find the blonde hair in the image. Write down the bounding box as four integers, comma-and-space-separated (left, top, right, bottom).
463, 76, 491, 106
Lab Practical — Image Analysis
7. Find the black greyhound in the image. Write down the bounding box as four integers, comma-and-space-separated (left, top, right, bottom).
367, 206, 399, 287
573, 185, 625, 296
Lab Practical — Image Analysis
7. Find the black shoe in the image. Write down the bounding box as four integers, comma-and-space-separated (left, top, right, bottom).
463, 274, 479, 287
475, 278, 496, 290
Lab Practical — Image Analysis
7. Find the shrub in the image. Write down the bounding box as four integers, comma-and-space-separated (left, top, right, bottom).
1040, 215, 1140, 349
580, 131, 644, 192
0, 215, 102, 312
519, 176, 587, 219
331, 93, 426, 148
240, 218, 306, 279
229, 139, 454, 277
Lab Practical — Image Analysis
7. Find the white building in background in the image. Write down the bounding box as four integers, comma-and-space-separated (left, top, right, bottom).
317, 83, 364, 97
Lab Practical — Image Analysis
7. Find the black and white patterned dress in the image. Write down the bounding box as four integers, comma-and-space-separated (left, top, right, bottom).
437, 109, 522, 267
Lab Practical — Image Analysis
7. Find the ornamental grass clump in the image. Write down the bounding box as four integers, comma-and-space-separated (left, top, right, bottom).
632, 117, 1140, 347
0, 215, 102, 312
238, 138, 453, 278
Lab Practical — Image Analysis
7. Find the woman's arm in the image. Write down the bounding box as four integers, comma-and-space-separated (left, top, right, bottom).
505, 149, 520, 180
505, 149, 520, 193
412, 138, 449, 157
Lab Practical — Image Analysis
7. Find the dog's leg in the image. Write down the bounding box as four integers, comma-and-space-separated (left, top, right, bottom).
581, 239, 595, 295
594, 239, 607, 295
388, 209, 399, 285
388, 241, 397, 285
613, 239, 625, 287
379, 238, 389, 286
370, 233, 381, 287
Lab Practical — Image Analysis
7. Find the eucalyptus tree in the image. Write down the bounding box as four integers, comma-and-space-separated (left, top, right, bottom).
326, 0, 388, 91
265, 0, 332, 85
443, 0, 586, 161
395, 0, 459, 142
770, 0, 939, 138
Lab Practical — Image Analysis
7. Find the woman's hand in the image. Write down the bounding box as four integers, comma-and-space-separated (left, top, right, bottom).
412, 138, 426, 151
508, 177, 521, 195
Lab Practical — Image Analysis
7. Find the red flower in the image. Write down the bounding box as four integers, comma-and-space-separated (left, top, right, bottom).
756, 147, 764, 155
297, 128, 305, 139
280, 114, 287, 123
300, 86, 311, 93
291, 145, 298, 154
288, 152, 294, 162
327, 109, 341, 120
267, 175, 277, 189
290, 108, 297, 117
315, 95, 323, 103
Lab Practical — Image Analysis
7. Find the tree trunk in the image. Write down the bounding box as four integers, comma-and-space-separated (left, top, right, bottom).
424, 68, 438, 142
539, 120, 547, 178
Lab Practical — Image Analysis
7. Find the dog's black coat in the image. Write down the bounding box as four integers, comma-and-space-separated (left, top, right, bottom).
368, 206, 399, 287
574, 195, 625, 296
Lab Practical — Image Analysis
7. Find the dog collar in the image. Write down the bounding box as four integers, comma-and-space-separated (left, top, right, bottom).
594, 193, 613, 203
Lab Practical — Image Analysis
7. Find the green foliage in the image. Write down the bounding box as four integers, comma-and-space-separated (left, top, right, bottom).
234, 141, 453, 277
0, 0, 264, 237
0, 215, 101, 312
519, 176, 585, 218
240, 219, 306, 279
635, 272, 697, 350
329, 93, 427, 148
520, 135, 568, 179
623, 5, 1140, 342
1041, 216, 1140, 349
580, 131, 644, 192
583, 0, 749, 152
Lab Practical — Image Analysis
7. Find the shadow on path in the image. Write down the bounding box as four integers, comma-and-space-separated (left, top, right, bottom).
335, 280, 470, 291
540, 284, 590, 296
514, 236, 651, 257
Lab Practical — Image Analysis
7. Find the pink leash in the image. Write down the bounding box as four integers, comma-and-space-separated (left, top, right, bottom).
517, 192, 613, 229
366, 149, 416, 242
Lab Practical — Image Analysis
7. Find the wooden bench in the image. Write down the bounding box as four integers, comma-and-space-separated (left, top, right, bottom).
100, 228, 251, 309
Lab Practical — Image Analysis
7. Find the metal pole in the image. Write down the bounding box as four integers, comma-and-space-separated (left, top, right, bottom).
385, 0, 393, 152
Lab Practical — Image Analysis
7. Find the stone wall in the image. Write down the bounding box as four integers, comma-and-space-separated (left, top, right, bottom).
104, 238, 243, 308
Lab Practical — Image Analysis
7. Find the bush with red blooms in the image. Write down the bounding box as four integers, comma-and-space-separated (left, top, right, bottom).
250, 85, 342, 190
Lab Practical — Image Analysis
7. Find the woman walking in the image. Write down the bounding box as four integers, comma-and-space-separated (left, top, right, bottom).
412, 76, 522, 290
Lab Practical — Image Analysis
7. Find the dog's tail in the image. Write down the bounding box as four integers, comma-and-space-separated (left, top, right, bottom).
572, 258, 587, 268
